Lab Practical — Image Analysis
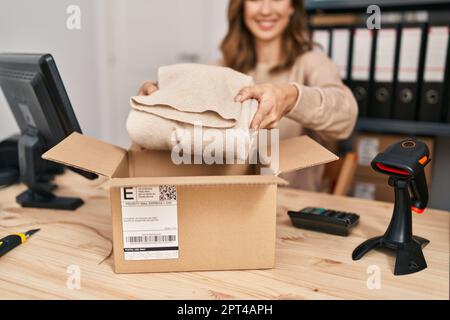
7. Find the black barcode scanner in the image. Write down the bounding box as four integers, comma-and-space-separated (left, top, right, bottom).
352, 138, 431, 275
372, 138, 430, 213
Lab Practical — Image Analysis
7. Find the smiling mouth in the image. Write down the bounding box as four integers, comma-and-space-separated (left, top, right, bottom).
256, 19, 277, 30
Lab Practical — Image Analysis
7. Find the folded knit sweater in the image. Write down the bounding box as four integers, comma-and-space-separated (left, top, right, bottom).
126, 64, 258, 161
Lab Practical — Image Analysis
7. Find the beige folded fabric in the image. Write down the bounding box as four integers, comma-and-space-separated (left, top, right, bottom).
127, 64, 258, 161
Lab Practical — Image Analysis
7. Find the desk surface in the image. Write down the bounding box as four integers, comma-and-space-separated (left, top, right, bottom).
0, 172, 448, 300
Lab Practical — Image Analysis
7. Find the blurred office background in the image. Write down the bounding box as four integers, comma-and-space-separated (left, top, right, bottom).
1, 0, 449, 209
0, 0, 229, 147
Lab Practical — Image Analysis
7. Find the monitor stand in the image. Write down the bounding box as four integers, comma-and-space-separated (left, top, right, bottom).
15, 132, 83, 210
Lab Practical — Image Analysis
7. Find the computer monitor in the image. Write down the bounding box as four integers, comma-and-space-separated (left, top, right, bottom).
0, 53, 97, 210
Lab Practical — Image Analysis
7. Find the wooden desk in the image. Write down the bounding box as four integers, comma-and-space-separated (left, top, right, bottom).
0, 172, 448, 299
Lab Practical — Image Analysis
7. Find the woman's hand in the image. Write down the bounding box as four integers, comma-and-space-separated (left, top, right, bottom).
138, 80, 159, 96
234, 83, 299, 129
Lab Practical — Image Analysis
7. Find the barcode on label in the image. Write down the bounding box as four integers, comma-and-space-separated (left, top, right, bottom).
125, 235, 176, 244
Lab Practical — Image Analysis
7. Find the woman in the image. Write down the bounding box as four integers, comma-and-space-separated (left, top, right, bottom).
138, 0, 358, 191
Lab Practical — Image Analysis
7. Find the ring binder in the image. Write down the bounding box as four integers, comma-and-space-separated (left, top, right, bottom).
331, 27, 351, 85
418, 25, 450, 122
349, 28, 374, 117
393, 24, 426, 121
370, 27, 399, 119
312, 27, 331, 56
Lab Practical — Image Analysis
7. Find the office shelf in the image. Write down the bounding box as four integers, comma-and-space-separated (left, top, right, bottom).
356, 118, 450, 137
305, 0, 450, 13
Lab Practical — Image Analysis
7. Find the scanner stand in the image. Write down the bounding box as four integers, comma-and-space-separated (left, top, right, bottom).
352, 176, 429, 275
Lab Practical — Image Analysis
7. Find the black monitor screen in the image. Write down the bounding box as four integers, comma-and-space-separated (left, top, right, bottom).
0, 53, 81, 148
0, 53, 97, 189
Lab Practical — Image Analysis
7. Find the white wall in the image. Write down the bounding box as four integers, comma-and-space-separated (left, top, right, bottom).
0, 0, 229, 147
0, 0, 102, 140
98, 0, 229, 147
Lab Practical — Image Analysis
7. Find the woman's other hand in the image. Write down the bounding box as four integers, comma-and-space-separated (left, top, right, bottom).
235, 83, 299, 129
138, 80, 159, 96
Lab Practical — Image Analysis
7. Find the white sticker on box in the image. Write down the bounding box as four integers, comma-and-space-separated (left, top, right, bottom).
354, 182, 376, 200
120, 185, 179, 261
357, 138, 379, 166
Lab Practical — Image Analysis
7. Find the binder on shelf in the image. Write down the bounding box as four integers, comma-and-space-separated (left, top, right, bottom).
446, 69, 450, 123
447, 95, 450, 123
370, 27, 399, 119
418, 25, 450, 122
447, 88, 450, 123
445, 30, 450, 123
349, 28, 374, 117
312, 27, 331, 56
331, 27, 351, 85
393, 25, 426, 121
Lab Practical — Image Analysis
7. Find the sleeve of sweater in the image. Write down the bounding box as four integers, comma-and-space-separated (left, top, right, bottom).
286, 51, 358, 141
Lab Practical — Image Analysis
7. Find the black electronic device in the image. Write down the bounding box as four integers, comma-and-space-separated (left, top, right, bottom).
0, 134, 20, 186
0, 53, 98, 210
352, 138, 431, 275
288, 207, 360, 236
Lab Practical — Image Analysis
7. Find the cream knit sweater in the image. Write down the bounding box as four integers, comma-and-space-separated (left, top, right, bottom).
238, 50, 358, 191
131, 50, 357, 191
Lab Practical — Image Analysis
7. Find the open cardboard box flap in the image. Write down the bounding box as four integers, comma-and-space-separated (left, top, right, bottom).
277, 135, 338, 175
42, 132, 127, 178
43, 132, 337, 183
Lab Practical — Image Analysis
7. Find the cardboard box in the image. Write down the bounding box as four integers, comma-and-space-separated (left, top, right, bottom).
353, 133, 434, 183
352, 176, 394, 203
43, 132, 337, 273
